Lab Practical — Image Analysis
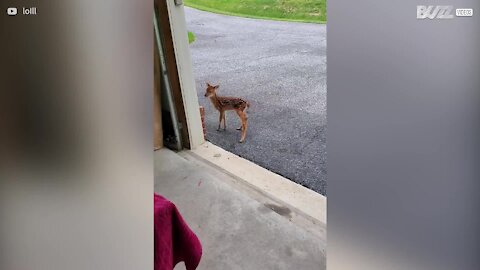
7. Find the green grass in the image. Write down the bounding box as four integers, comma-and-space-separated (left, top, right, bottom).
184, 0, 326, 24
188, 31, 196, 43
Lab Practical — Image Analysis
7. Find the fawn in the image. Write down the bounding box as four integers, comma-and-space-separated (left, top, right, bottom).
204, 82, 250, 143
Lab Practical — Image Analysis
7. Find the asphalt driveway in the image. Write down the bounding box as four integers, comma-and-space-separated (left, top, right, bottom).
185, 7, 327, 195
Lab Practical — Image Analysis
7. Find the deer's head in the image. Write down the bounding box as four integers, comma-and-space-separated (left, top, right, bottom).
204, 82, 219, 98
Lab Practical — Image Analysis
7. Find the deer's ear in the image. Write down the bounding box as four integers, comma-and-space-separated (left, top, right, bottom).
213, 85, 220, 89
206, 82, 211, 87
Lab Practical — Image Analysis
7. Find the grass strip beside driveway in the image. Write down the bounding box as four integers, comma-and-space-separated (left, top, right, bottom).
184, 0, 326, 24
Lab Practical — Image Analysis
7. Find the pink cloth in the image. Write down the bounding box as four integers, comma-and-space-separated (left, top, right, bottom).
154, 193, 202, 270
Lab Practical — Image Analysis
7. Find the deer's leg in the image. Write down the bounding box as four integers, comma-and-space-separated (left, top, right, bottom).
241, 112, 248, 143
217, 111, 224, 131
223, 112, 227, 130
237, 110, 248, 143
235, 110, 243, 131
235, 109, 243, 130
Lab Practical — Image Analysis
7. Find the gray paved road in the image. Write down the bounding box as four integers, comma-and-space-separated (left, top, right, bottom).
185, 7, 327, 195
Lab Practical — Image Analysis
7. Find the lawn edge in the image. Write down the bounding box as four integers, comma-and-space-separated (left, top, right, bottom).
184, 3, 327, 25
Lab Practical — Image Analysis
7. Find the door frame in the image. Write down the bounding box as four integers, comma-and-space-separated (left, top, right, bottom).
154, 0, 204, 150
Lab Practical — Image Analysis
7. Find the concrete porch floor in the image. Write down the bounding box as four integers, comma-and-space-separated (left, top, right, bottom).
155, 148, 326, 270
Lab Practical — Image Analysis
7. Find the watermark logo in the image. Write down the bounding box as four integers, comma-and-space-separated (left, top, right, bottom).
455, 8, 473, 17
417, 5, 474, 19
7, 7, 17, 16
417, 5, 454, 19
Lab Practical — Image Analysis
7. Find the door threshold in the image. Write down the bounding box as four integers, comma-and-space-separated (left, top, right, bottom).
180, 142, 327, 231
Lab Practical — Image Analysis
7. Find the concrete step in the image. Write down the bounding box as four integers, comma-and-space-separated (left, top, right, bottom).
155, 148, 326, 270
